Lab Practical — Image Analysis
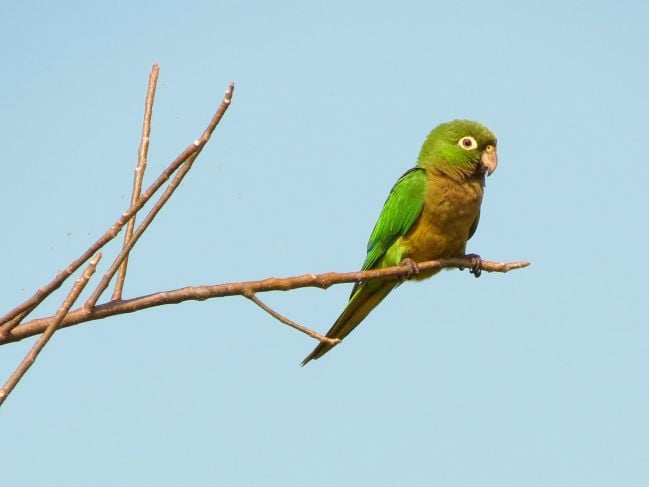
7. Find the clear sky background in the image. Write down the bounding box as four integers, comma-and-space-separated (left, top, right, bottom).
2, 0, 648, 485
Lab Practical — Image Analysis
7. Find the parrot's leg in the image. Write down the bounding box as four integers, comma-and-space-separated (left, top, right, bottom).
465, 253, 482, 278
399, 258, 420, 279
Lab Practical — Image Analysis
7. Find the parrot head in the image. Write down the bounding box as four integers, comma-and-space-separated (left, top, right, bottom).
417, 119, 498, 179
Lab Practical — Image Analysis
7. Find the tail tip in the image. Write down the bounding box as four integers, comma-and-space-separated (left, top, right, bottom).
300, 351, 317, 367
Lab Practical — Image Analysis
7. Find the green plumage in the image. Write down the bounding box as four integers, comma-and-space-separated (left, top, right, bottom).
302, 120, 498, 365
352, 168, 427, 294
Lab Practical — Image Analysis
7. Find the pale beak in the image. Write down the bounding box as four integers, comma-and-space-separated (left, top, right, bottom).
480, 144, 498, 176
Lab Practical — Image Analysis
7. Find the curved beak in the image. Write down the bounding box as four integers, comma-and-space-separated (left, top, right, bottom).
480, 144, 498, 176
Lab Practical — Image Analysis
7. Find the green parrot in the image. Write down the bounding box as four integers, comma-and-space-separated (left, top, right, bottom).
302, 119, 498, 365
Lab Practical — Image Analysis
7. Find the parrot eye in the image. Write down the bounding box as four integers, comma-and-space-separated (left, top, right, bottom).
458, 136, 478, 150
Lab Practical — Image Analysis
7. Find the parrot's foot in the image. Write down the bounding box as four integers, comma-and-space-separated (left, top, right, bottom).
464, 253, 482, 278
400, 258, 420, 280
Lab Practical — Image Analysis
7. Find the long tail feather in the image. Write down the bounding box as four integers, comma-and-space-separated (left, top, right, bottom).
301, 280, 396, 365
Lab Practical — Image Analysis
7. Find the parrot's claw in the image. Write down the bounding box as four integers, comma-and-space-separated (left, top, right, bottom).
400, 258, 420, 280
465, 253, 482, 278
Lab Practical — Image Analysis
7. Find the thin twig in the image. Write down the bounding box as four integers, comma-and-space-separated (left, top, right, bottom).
0, 253, 101, 407
113, 64, 160, 301
87, 80, 234, 307
85, 153, 198, 308
245, 292, 341, 346
2, 310, 31, 335
0, 82, 234, 336
2, 258, 529, 345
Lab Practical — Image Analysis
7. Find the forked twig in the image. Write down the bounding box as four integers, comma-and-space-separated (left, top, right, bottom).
85, 155, 199, 308
87, 83, 232, 307
0, 81, 234, 336
245, 292, 341, 346
0, 254, 101, 406
113, 64, 160, 300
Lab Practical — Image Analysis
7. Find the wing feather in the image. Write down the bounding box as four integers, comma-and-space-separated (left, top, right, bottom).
348, 167, 427, 297
362, 167, 427, 270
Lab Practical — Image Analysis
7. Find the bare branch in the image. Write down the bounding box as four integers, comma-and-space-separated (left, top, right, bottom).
2, 258, 529, 345
88, 78, 232, 307
85, 153, 199, 308
245, 292, 341, 346
0, 253, 101, 407
0, 81, 234, 335
113, 64, 160, 300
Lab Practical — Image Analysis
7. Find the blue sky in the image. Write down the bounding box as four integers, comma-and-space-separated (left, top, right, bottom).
2, 0, 649, 485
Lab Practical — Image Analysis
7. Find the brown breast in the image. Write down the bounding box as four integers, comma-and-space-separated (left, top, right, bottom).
400, 172, 484, 262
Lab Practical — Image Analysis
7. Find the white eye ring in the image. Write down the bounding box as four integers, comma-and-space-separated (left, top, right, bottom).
458, 136, 478, 150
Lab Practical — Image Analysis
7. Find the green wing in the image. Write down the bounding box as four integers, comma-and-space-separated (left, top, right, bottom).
349, 167, 426, 297
303, 168, 427, 364
362, 167, 427, 271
